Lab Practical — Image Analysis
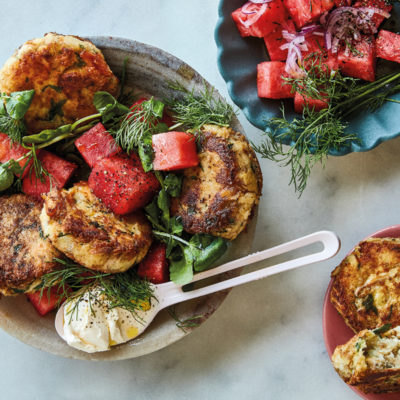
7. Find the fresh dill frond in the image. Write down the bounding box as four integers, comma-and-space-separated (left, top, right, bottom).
112, 98, 163, 154
165, 81, 236, 132
37, 258, 156, 320
168, 305, 204, 332
0, 115, 25, 143
254, 54, 400, 196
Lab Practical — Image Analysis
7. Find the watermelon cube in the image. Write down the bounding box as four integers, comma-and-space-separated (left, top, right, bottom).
88, 153, 160, 215
264, 20, 296, 61
137, 242, 169, 284
75, 123, 120, 168
283, 0, 334, 28
258, 62, 294, 99
22, 150, 77, 200
376, 30, 400, 64
232, 0, 287, 38
0, 133, 36, 178
152, 131, 199, 171
294, 91, 329, 113
338, 38, 376, 82
354, 0, 392, 28
302, 32, 339, 72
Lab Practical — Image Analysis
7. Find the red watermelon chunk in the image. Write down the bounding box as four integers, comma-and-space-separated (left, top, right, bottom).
22, 150, 77, 200
257, 61, 294, 99
75, 123, 120, 168
264, 20, 296, 61
338, 38, 376, 81
376, 30, 400, 64
294, 91, 329, 113
283, 0, 334, 28
152, 131, 199, 171
354, 0, 392, 28
0, 133, 36, 178
88, 153, 160, 215
232, 0, 287, 38
137, 242, 169, 284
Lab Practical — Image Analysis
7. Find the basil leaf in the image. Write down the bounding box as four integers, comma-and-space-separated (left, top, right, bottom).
0, 166, 14, 191
149, 98, 165, 119
138, 133, 154, 172
4, 90, 35, 120
164, 174, 182, 197
169, 246, 194, 285
190, 234, 228, 272
93, 91, 129, 123
157, 189, 170, 226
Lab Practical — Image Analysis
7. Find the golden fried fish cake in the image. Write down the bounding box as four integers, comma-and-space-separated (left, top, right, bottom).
0, 194, 61, 295
171, 124, 262, 241
331, 238, 400, 333
332, 326, 400, 394
40, 182, 152, 273
0, 33, 118, 133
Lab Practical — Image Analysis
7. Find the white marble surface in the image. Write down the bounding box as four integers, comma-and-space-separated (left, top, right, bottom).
1, 1, 398, 399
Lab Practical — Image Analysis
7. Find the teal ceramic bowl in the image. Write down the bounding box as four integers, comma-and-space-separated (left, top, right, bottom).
215, 1, 400, 156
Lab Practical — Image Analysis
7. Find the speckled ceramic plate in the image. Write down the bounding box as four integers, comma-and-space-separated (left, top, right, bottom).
0, 36, 259, 361
215, 1, 400, 156
323, 225, 400, 399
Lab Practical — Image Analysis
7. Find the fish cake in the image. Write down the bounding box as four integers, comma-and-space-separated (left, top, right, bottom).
0, 33, 118, 133
331, 238, 400, 333
171, 124, 262, 241
40, 182, 153, 273
0, 194, 61, 295
332, 326, 400, 393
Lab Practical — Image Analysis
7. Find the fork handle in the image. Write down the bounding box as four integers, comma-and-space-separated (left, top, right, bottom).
159, 231, 340, 309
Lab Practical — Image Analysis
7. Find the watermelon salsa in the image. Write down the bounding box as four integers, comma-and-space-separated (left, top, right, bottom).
232, 0, 399, 113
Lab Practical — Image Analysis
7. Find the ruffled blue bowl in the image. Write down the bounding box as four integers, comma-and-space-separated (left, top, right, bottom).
215, 0, 400, 156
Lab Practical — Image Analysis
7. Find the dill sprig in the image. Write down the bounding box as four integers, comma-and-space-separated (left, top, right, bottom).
168, 305, 204, 332
165, 81, 236, 132
253, 55, 400, 195
111, 97, 164, 154
36, 258, 156, 320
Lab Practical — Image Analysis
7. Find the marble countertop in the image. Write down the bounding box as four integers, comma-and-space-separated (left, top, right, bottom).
0, 1, 396, 399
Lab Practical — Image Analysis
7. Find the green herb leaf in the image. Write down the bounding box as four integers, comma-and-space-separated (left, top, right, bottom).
169, 246, 194, 285
373, 324, 392, 337
189, 234, 228, 272
163, 174, 182, 197
165, 81, 236, 132
93, 91, 130, 124
47, 98, 67, 121
0, 165, 14, 191
4, 90, 35, 120
138, 133, 154, 172
362, 293, 378, 315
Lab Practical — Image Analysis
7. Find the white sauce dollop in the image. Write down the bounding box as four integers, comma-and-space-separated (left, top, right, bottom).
62, 286, 156, 353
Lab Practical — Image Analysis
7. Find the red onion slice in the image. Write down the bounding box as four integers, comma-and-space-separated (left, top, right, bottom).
241, 2, 268, 28
241, 2, 257, 14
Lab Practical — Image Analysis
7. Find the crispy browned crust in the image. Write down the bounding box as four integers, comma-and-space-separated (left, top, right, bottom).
171, 124, 262, 241
0, 194, 60, 295
331, 238, 400, 333
41, 182, 152, 273
0, 33, 118, 133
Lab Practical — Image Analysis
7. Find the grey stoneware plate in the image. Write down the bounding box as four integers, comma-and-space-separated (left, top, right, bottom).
0, 36, 258, 361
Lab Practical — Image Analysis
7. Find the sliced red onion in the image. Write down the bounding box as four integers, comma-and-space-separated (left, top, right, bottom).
324, 6, 387, 53
240, 2, 268, 28
241, 2, 257, 14
300, 24, 320, 34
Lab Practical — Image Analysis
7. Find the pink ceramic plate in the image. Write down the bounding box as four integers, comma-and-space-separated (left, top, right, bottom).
323, 225, 400, 400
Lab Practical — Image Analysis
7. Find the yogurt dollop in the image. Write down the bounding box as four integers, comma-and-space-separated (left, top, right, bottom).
62, 286, 156, 353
